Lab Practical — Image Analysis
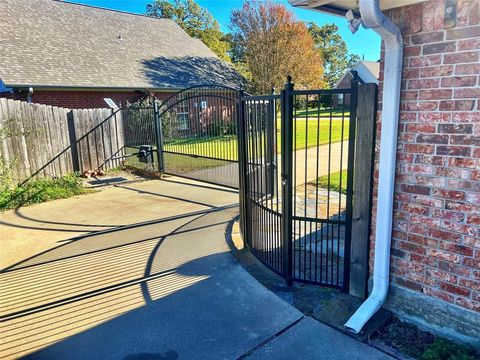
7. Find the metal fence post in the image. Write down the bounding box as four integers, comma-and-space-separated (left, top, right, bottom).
153, 101, 164, 173
67, 110, 81, 173
281, 76, 294, 286
236, 88, 249, 247
343, 70, 360, 291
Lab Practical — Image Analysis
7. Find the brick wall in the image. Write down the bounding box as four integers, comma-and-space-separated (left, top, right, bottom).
2, 89, 172, 109
375, 0, 480, 313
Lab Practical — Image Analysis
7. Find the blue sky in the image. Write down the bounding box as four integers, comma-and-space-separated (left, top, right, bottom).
64, 0, 381, 61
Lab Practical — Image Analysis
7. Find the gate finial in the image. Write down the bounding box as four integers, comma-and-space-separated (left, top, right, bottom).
285, 75, 294, 91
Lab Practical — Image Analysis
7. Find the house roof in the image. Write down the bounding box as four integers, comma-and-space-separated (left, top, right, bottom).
335, 61, 380, 88
356, 61, 380, 83
0, 0, 242, 90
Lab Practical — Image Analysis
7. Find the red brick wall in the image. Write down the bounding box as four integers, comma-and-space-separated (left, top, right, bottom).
2, 90, 173, 109
375, 0, 480, 312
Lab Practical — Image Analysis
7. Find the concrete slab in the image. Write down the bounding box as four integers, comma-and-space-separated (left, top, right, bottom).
0, 177, 237, 269
249, 317, 392, 360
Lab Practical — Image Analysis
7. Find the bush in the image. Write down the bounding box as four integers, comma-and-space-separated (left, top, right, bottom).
0, 156, 15, 194
421, 339, 477, 360
0, 173, 92, 211
206, 120, 237, 137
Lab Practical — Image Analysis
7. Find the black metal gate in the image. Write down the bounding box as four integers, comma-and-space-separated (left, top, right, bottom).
157, 85, 240, 189
119, 79, 363, 291
239, 76, 359, 290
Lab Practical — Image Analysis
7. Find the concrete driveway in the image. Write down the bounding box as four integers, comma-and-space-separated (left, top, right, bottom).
0, 177, 390, 359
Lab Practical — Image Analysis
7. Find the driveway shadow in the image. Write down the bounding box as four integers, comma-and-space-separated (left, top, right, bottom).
1, 206, 301, 360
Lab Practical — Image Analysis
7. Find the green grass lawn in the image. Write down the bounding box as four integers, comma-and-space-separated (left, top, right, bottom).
0, 174, 93, 211
124, 145, 227, 173
162, 118, 349, 160
291, 118, 349, 150
313, 169, 348, 194
294, 106, 350, 119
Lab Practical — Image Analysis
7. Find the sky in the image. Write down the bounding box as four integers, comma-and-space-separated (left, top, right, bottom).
64, 0, 381, 61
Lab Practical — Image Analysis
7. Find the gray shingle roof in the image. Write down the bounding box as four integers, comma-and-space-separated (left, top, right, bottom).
0, 0, 242, 90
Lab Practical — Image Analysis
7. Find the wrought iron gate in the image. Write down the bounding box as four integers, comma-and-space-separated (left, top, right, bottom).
157, 85, 240, 189
239, 76, 359, 290
119, 79, 365, 291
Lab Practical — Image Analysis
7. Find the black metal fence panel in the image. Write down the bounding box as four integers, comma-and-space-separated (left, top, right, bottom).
241, 94, 283, 276
120, 107, 157, 172
289, 87, 356, 288
239, 76, 359, 291
158, 85, 240, 189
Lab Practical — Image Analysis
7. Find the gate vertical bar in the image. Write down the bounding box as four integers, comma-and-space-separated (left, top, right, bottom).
343, 71, 360, 291
281, 76, 294, 286
237, 88, 248, 247
266, 88, 275, 198
153, 101, 164, 173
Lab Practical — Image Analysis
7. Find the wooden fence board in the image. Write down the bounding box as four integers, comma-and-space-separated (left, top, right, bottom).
8, 100, 25, 180
0, 99, 126, 183
0, 98, 15, 180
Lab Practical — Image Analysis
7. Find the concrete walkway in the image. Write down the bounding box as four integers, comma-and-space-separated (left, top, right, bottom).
0, 177, 390, 359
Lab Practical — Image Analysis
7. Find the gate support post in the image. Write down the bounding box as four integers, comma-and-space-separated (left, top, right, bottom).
344, 71, 360, 292
281, 76, 294, 286
236, 88, 249, 247
153, 101, 164, 173
349, 82, 378, 298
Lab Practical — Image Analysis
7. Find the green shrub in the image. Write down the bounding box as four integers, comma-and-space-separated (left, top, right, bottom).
0, 156, 15, 194
0, 173, 92, 211
206, 120, 236, 136
421, 339, 477, 360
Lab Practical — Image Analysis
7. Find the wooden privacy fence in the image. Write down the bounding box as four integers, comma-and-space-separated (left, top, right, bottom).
0, 98, 125, 183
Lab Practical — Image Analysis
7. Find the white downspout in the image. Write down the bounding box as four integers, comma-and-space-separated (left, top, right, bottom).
344, 0, 403, 333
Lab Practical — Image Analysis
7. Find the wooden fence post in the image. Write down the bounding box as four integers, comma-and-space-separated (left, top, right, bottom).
349, 83, 378, 298
67, 110, 80, 173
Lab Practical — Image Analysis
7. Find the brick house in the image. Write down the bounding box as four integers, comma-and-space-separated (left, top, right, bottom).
0, 0, 241, 109
290, 0, 480, 345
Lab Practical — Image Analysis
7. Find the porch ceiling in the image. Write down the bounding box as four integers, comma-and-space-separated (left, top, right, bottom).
288, 0, 427, 17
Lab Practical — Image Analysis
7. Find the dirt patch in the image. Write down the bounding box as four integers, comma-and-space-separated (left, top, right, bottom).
371, 317, 435, 359
371, 316, 479, 360
82, 169, 149, 189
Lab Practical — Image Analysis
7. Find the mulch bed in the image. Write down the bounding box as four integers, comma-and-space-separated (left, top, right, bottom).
371, 316, 435, 359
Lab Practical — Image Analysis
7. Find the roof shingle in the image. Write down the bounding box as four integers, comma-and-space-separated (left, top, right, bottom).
0, 0, 242, 89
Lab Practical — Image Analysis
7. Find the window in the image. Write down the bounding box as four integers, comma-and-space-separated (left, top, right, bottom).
176, 103, 189, 130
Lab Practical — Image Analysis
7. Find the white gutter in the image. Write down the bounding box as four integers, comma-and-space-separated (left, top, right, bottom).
344, 0, 403, 333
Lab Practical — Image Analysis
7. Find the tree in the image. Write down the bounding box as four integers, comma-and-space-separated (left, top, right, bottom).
307, 23, 360, 88
146, 0, 231, 62
230, 1, 324, 94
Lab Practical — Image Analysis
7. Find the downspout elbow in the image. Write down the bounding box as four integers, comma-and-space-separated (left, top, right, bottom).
344, 0, 403, 334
